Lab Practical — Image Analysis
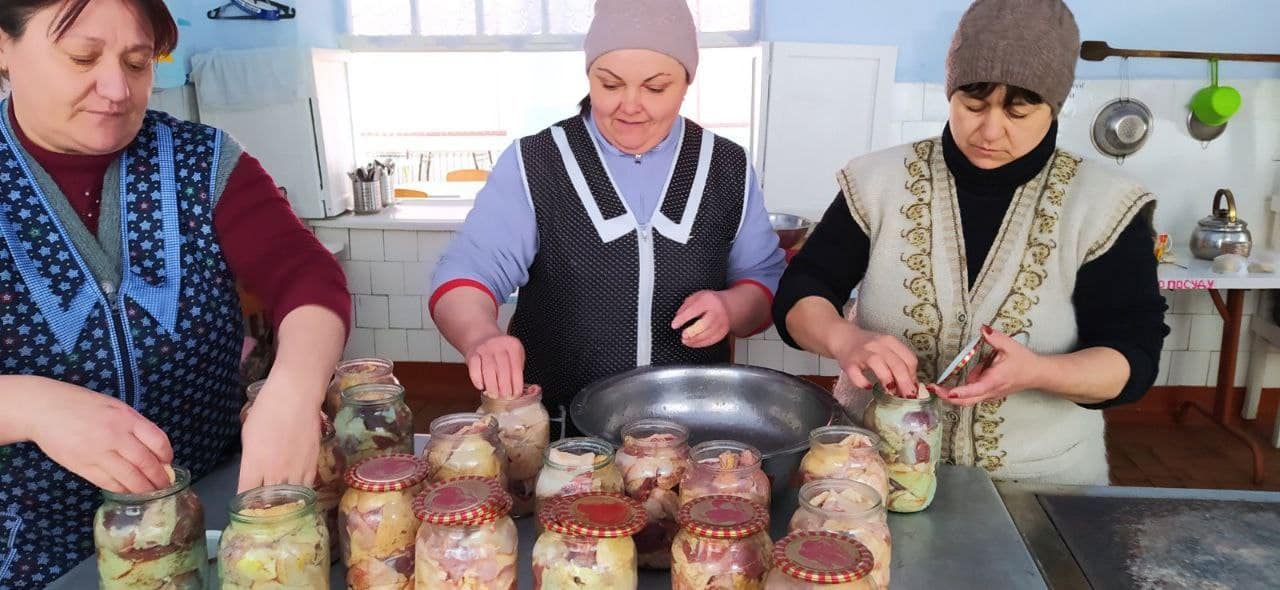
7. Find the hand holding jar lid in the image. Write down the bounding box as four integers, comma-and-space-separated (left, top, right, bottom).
340, 454, 430, 589
413, 476, 518, 589
533, 492, 645, 589
765, 531, 877, 589
672, 495, 773, 588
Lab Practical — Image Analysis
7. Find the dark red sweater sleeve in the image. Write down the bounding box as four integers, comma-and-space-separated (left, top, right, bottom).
215, 152, 351, 336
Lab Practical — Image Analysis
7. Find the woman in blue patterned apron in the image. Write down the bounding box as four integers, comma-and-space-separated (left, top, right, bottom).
430, 0, 786, 431
0, 1, 350, 586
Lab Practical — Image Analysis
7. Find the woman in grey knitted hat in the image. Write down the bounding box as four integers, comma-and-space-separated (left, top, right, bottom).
430, 0, 785, 446
774, 0, 1168, 489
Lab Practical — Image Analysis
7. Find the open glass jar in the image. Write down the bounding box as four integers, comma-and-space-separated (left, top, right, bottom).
218, 484, 329, 589
476, 385, 551, 517
679, 440, 771, 508
94, 466, 207, 589
326, 358, 399, 417
615, 419, 690, 569
797, 426, 889, 504
865, 386, 941, 513
335, 383, 414, 466
533, 437, 624, 523
423, 412, 508, 487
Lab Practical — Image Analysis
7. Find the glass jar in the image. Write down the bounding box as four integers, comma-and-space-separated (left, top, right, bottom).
533, 437, 625, 522
240, 379, 266, 424
798, 426, 889, 501
764, 531, 877, 590
316, 415, 346, 563
671, 495, 772, 590
335, 383, 414, 466
423, 412, 508, 488
218, 484, 329, 589
532, 493, 645, 589
413, 476, 518, 589
339, 454, 429, 590
615, 419, 690, 569
476, 385, 551, 517
94, 466, 207, 589
679, 440, 771, 508
326, 358, 400, 417
864, 386, 941, 513
787, 480, 891, 590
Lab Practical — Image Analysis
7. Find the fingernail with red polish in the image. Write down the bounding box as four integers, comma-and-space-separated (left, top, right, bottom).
981, 324, 993, 335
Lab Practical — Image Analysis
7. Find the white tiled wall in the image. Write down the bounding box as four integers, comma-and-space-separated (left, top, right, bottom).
315, 78, 1280, 390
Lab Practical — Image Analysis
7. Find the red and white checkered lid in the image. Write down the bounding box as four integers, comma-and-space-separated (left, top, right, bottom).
345, 453, 429, 492
548, 493, 646, 538
413, 476, 510, 526
772, 531, 874, 584
677, 495, 768, 539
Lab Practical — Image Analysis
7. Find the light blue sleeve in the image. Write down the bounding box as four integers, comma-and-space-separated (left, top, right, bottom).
728, 166, 786, 293
429, 143, 538, 305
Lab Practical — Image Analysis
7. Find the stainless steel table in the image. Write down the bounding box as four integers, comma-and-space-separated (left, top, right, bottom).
55, 462, 1043, 589
998, 482, 1280, 590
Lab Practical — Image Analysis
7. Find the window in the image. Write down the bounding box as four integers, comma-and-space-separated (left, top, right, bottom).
345, 1, 761, 184
346, 0, 759, 49
348, 47, 761, 183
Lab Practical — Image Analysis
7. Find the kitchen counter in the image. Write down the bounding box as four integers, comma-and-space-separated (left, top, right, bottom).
53, 459, 1043, 589
997, 482, 1280, 590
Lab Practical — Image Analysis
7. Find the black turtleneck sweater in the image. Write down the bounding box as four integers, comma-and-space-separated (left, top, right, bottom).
773, 123, 1168, 409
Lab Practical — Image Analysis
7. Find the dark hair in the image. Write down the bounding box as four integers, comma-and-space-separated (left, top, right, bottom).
0, 0, 178, 70
578, 95, 591, 117
956, 82, 1045, 108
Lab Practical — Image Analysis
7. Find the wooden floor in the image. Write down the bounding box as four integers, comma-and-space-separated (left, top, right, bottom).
398, 363, 1280, 491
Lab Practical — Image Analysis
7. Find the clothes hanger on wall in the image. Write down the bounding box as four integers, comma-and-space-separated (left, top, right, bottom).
207, 0, 296, 21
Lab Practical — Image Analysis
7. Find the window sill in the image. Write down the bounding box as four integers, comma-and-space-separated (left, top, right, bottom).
309, 200, 472, 231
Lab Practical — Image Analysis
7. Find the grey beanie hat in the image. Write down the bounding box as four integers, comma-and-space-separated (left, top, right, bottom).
945, 0, 1080, 115
583, 0, 699, 80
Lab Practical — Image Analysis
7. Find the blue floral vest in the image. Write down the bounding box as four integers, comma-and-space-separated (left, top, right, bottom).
0, 104, 242, 588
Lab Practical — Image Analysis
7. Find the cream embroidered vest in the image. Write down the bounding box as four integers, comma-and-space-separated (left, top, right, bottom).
834, 138, 1155, 485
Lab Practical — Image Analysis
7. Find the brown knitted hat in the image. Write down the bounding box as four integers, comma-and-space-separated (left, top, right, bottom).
584, 0, 699, 80
945, 0, 1080, 115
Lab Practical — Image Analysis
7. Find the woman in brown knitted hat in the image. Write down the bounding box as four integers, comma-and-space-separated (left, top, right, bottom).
773, 0, 1168, 485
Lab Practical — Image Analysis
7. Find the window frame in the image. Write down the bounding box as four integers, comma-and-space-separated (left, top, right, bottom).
341, 0, 763, 51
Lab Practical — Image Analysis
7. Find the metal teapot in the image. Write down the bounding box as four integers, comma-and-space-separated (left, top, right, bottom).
1190, 188, 1252, 260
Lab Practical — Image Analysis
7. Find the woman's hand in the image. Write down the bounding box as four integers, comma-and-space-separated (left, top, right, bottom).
672, 290, 732, 348
466, 334, 526, 399
828, 324, 919, 397
21, 379, 174, 494
929, 326, 1042, 406
239, 378, 320, 493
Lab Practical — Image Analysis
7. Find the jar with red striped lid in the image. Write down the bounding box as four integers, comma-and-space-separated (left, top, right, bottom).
764, 531, 877, 589
532, 492, 645, 589
413, 476, 517, 589
339, 454, 429, 589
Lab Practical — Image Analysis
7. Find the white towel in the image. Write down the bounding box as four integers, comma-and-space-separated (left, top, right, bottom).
190, 47, 309, 110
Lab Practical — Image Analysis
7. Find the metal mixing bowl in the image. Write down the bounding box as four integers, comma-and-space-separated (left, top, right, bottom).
768, 213, 814, 250
570, 364, 853, 501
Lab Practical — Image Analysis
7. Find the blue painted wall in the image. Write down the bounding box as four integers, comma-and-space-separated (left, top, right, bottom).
762, 0, 1280, 80
158, 0, 345, 86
